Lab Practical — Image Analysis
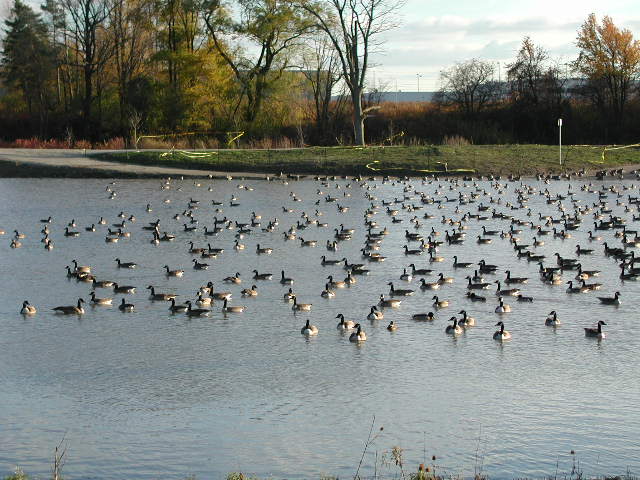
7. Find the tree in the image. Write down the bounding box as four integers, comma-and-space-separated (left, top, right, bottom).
437, 58, 499, 116
1, 0, 56, 134
59, 0, 113, 138
507, 36, 547, 105
298, 0, 406, 146
109, 0, 154, 133
574, 14, 640, 122
299, 36, 344, 144
202, 0, 313, 125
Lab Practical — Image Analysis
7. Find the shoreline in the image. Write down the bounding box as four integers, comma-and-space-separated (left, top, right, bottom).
0, 146, 639, 179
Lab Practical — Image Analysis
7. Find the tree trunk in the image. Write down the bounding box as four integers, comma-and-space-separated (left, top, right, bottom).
352, 87, 365, 145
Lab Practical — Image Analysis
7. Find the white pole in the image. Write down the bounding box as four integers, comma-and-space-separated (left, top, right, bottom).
558, 118, 563, 165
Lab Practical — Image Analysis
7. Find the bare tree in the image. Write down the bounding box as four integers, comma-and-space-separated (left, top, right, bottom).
437, 58, 499, 116
60, 0, 112, 138
299, 36, 345, 144
298, 0, 406, 146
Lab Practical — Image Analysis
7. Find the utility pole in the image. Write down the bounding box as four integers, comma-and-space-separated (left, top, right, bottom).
416, 73, 423, 93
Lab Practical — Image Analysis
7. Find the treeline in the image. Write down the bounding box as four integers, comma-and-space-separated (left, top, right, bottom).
0, 2, 639, 147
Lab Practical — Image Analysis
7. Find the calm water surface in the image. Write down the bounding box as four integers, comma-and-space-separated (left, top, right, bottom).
0, 176, 639, 479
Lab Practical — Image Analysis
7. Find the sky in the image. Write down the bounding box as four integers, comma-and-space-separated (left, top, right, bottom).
371, 0, 640, 92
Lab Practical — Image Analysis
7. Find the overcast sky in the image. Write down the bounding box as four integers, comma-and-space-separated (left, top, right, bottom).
372, 0, 640, 92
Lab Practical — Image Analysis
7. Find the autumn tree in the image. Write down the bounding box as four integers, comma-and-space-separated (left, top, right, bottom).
437, 58, 499, 116
574, 14, 640, 123
506, 36, 547, 105
297, 0, 406, 146
201, 0, 313, 126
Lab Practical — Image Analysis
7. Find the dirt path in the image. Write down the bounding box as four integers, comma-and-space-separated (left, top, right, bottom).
0, 148, 268, 179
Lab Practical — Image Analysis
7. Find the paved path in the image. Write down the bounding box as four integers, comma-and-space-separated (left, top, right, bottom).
0, 148, 268, 179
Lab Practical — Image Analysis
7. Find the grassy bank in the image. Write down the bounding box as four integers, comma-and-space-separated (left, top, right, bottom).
94, 144, 640, 176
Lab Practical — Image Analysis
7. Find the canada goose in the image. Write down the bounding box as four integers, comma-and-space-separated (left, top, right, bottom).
584, 320, 607, 338
493, 321, 512, 341
320, 255, 341, 266
283, 288, 296, 301
239, 284, 258, 297
53, 298, 85, 315
429, 251, 444, 262
64, 227, 80, 237
185, 300, 211, 316
415, 277, 438, 291
516, 294, 534, 302
188, 242, 204, 254
169, 298, 188, 313
494, 281, 520, 296
72, 260, 91, 274
113, 283, 136, 294
387, 321, 398, 331
195, 292, 213, 306
433, 296, 449, 308
299, 237, 317, 247
580, 279, 602, 291
386, 282, 413, 297
224, 272, 242, 284
204, 282, 232, 300
327, 275, 346, 288
576, 244, 594, 255
301, 319, 319, 336
349, 323, 367, 342
344, 272, 356, 285
445, 317, 463, 335
147, 286, 176, 301
252, 270, 272, 280
505, 270, 528, 284
115, 258, 137, 269
412, 312, 435, 321
458, 310, 475, 327
565, 280, 587, 293
255, 244, 274, 255
545, 310, 561, 326
40, 216, 52, 224
188, 259, 207, 271
404, 245, 422, 255
222, 298, 245, 313
478, 259, 498, 273
466, 292, 487, 302
598, 291, 621, 305
20, 301, 37, 315
466, 277, 490, 289
477, 235, 492, 244
379, 294, 401, 308
10, 239, 22, 248
292, 296, 312, 311
279, 270, 294, 284
409, 263, 432, 276
321, 283, 336, 298
399, 268, 413, 281
453, 256, 473, 268
336, 313, 355, 331
90, 291, 113, 305
437, 273, 454, 284
118, 298, 134, 312
494, 297, 511, 313
164, 265, 184, 277
368, 306, 384, 320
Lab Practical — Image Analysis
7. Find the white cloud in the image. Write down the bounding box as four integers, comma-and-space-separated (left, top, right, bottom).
369, 10, 640, 91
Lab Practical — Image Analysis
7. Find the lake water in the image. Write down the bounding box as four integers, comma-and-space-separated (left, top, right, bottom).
0, 176, 639, 480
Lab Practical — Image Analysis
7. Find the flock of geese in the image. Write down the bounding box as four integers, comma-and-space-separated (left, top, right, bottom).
6, 167, 639, 344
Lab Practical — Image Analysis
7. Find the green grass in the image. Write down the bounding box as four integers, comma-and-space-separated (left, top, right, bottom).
93, 144, 640, 176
